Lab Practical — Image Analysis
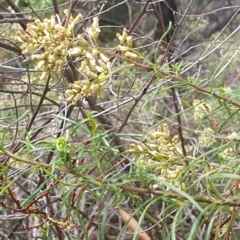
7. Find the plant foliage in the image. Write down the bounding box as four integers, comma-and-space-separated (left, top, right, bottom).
1, 0, 240, 239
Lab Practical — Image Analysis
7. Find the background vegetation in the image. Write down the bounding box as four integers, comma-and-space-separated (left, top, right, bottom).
1, 0, 240, 239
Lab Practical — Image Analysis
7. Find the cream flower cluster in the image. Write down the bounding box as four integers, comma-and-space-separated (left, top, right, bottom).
218, 132, 239, 160
16, 11, 111, 104
116, 28, 140, 60
66, 20, 111, 103
16, 10, 83, 77
65, 51, 111, 104
198, 127, 216, 148
127, 124, 185, 180
193, 99, 211, 120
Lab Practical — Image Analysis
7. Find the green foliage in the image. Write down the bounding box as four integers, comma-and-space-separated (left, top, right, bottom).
1, 0, 240, 239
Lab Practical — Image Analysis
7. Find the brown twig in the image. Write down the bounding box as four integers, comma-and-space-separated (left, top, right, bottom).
116, 74, 155, 133
5, 0, 27, 30
128, 0, 151, 34
26, 74, 51, 131
0, 42, 21, 53
117, 207, 151, 240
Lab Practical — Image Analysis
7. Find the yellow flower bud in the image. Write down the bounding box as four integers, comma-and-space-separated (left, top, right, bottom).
66, 89, 75, 95
124, 51, 139, 60
31, 53, 46, 60
27, 28, 39, 39
116, 33, 123, 43
77, 34, 89, 46
98, 72, 108, 83
63, 9, 69, 17
95, 66, 105, 73
99, 53, 109, 63
92, 49, 99, 56
86, 19, 101, 40
71, 83, 82, 90
15, 36, 24, 43
50, 15, 56, 28
73, 13, 83, 23
117, 45, 129, 52
122, 28, 128, 40
84, 70, 98, 79
16, 31, 29, 42
43, 28, 51, 39
126, 36, 132, 47
67, 21, 76, 31
86, 52, 93, 59
55, 59, 65, 66
68, 47, 84, 57
66, 30, 73, 37
98, 60, 110, 71
48, 54, 56, 63
92, 17, 99, 29
35, 60, 46, 71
